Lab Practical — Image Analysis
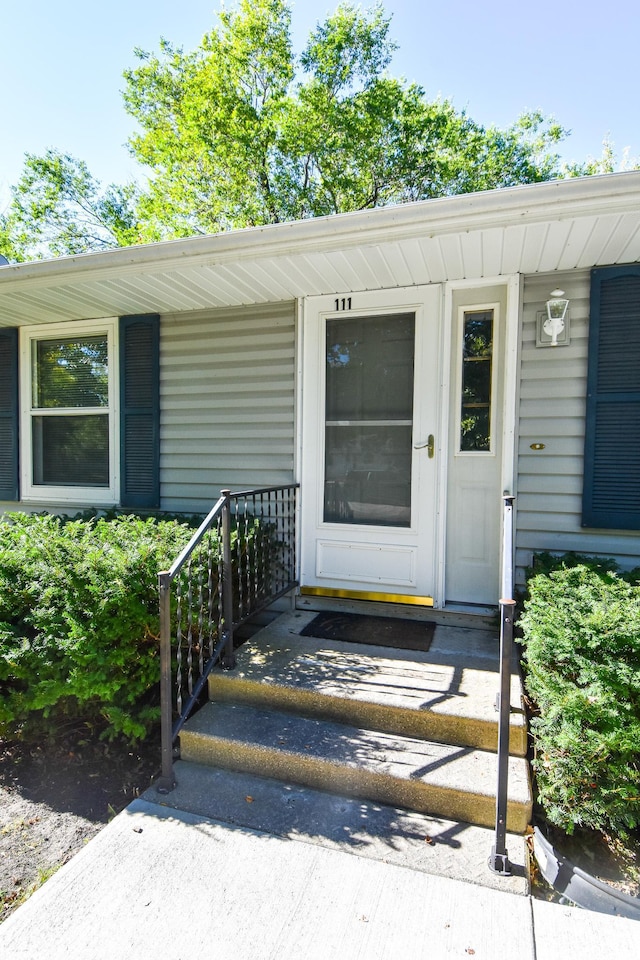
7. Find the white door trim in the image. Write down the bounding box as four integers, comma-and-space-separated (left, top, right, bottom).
299, 285, 443, 604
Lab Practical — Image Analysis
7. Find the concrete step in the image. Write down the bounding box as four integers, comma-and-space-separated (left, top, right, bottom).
209, 611, 528, 756
179, 701, 532, 833
296, 592, 500, 630
152, 760, 529, 895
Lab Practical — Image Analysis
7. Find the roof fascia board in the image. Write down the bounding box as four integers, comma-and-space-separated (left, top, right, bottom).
1, 173, 640, 293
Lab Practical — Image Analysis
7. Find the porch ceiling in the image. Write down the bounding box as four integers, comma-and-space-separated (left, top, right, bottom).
2, 173, 640, 327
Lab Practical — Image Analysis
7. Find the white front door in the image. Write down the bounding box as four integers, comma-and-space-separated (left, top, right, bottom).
300, 286, 442, 605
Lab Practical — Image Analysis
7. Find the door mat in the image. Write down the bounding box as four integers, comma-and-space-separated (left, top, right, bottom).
299, 611, 435, 652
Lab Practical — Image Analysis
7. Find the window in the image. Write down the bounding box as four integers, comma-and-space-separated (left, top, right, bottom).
22, 321, 118, 501
0, 314, 160, 508
583, 266, 640, 530
458, 307, 496, 453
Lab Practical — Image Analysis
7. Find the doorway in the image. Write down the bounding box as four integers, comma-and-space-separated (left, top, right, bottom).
300, 286, 441, 604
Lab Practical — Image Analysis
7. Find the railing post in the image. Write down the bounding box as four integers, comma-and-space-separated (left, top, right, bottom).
489, 495, 516, 876
220, 489, 236, 669
156, 570, 176, 793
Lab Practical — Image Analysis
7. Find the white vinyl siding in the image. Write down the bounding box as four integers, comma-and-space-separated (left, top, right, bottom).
515, 271, 640, 583
160, 302, 296, 512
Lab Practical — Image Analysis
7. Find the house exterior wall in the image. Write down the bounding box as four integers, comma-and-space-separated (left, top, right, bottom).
159, 301, 297, 513
0, 301, 296, 518
515, 269, 640, 583
2, 259, 638, 600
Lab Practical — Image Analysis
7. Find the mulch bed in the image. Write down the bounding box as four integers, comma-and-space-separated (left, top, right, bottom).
0, 730, 160, 923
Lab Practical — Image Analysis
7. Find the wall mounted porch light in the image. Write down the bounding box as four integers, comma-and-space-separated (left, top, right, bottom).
536, 289, 570, 347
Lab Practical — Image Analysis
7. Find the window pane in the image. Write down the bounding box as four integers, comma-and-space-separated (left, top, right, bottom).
460, 408, 491, 452
460, 310, 493, 452
32, 415, 109, 486
324, 313, 414, 526
324, 425, 412, 526
463, 316, 493, 359
326, 314, 414, 421
463, 354, 492, 406
34, 336, 108, 409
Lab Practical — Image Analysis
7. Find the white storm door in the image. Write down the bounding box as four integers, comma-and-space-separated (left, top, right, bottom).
300, 286, 441, 604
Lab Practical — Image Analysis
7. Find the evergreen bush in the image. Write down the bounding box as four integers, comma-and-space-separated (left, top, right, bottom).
0, 512, 196, 742
520, 554, 640, 836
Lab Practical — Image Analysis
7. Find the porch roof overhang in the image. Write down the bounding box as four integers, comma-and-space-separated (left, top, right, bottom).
2, 172, 640, 327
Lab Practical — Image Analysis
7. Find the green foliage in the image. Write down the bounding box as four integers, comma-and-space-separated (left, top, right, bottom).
2, 1, 570, 259
122, 0, 567, 239
0, 149, 142, 261
520, 554, 640, 836
0, 512, 195, 742
564, 137, 640, 178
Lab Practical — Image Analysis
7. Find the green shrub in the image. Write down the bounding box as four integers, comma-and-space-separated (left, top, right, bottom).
528, 550, 640, 586
0, 512, 195, 742
520, 554, 640, 836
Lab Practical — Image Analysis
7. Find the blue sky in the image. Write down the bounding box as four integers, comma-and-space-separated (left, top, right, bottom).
1, 0, 638, 208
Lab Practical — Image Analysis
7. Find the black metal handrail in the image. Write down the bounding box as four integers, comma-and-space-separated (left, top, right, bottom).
157, 484, 299, 791
489, 494, 516, 875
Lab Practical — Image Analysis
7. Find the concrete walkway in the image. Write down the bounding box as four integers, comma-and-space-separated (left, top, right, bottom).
1, 797, 637, 960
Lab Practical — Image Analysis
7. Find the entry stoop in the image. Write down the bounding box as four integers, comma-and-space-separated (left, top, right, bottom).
178, 610, 532, 835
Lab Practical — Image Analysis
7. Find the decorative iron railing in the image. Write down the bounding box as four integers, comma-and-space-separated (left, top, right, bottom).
157, 484, 299, 791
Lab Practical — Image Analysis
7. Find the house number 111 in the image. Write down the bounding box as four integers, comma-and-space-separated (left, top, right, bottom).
334, 297, 352, 311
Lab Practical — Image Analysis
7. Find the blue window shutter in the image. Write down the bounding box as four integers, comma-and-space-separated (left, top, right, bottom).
583, 266, 640, 529
119, 315, 160, 508
0, 328, 19, 501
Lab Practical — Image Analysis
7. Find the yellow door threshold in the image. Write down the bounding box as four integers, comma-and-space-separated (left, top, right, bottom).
299, 586, 434, 607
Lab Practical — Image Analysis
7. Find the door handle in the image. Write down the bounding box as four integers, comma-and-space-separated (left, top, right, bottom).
414, 434, 435, 458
